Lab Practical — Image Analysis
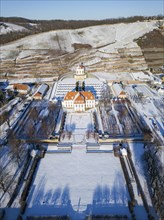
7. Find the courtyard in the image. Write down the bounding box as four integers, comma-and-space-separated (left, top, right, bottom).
61, 112, 96, 143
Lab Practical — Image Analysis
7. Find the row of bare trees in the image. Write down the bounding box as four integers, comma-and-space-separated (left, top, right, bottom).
8, 133, 24, 167
18, 102, 59, 139
86, 131, 98, 140
0, 110, 10, 127
143, 144, 164, 219
0, 133, 26, 200
60, 131, 72, 140
0, 164, 14, 198
40, 103, 59, 138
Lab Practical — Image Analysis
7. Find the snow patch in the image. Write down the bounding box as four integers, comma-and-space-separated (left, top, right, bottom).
0, 22, 27, 35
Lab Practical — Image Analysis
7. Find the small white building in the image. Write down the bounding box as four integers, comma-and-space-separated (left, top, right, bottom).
62, 91, 95, 112
33, 83, 49, 100
74, 63, 87, 80
112, 83, 127, 99
13, 83, 30, 94
158, 87, 164, 95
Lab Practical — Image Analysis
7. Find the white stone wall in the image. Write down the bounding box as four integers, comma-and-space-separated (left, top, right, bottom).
74, 103, 85, 112
17, 89, 28, 94
63, 99, 95, 111
62, 100, 74, 108
86, 100, 95, 108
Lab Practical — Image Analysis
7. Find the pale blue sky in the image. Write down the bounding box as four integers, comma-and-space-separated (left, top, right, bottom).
1, 0, 163, 20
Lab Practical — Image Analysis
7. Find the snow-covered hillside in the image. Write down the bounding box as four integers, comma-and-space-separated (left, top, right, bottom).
0, 20, 159, 79
0, 22, 28, 35
0, 21, 157, 54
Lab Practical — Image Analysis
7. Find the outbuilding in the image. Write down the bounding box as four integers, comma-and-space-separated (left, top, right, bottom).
33, 83, 49, 100
13, 83, 30, 94
112, 83, 127, 99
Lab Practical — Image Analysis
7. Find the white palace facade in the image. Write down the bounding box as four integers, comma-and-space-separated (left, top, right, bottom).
74, 63, 87, 80
62, 91, 95, 112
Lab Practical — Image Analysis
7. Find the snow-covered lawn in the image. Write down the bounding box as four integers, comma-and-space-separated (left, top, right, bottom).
65, 113, 94, 134
134, 85, 158, 98
61, 112, 96, 143
130, 72, 153, 81
125, 84, 159, 100
93, 71, 133, 81
25, 149, 130, 219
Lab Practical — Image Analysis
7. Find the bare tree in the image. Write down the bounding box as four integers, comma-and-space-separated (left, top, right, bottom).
30, 107, 38, 123
144, 145, 164, 218
26, 123, 35, 138
8, 133, 23, 167
48, 102, 56, 112
41, 118, 48, 137
2, 111, 10, 127
67, 131, 72, 140
86, 131, 90, 139
0, 165, 12, 196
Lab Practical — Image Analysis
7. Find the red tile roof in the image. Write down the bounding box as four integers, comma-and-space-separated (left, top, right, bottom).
13, 84, 29, 91
74, 94, 85, 104
64, 91, 94, 101
65, 91, 78, 100
81, 91, 94, 100
119, 91, 126, 95
34, 92, 42, 97
79, 65, 84, 69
